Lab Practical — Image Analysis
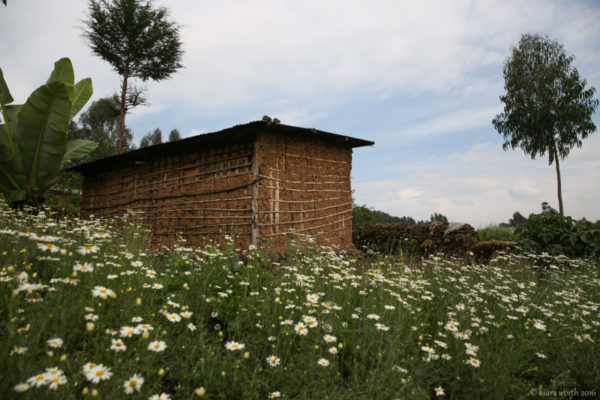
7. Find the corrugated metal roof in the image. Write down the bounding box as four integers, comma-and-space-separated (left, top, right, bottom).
72, 120, 374, 174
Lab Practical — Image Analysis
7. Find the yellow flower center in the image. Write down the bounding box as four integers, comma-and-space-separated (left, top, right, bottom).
96, 370, 104, 377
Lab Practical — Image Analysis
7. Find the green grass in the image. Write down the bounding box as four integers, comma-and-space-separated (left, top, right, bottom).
477, 224, 519, 242
1, 202, 599, 399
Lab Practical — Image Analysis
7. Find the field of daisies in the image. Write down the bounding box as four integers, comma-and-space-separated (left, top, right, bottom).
1, 202, 599, 400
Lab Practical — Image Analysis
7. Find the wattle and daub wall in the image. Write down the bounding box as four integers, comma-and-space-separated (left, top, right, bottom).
76, 122, 373, 251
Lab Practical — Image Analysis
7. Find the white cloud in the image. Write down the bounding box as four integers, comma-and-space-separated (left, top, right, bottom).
354, 134, 600, 226
508, 179, 541, 200
399, 106, 501, 138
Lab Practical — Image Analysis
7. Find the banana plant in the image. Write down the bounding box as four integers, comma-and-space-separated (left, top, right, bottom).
0, 58, 97, 207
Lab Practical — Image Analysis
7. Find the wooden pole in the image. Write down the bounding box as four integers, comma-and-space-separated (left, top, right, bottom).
251, 140, 259, 247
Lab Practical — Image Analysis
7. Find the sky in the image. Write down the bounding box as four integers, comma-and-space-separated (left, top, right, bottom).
1, 0, 599, 227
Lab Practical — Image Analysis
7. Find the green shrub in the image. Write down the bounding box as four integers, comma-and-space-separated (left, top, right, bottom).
516, 212, 600, 258
478, 225, 518, 242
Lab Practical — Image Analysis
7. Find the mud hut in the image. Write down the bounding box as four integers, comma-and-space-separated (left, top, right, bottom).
73, 120, 374, 250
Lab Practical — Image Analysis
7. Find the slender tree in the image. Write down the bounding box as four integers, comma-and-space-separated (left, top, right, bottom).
168, 128, 181, 142
493, 33, 598, 215
83, 0, 183, 154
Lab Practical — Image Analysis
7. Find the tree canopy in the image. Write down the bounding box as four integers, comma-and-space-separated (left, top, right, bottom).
168, 128, 182, 142
492, 33, 598, 215
140, 128, 163, 148
84, 0, 183, 154
68, 95, 135, 161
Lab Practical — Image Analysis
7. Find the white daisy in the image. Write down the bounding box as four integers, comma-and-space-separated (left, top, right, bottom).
110, 339, 127, 352
123, 373, 144, 394
83, 363, 113, 383
317, 358, 330, 367
225, 341, 245, 351
266, 355, 281, 367
148, 340, 167, 352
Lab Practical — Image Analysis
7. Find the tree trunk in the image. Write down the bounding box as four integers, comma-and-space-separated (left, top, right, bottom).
553, 142, 564, 215
117, 67, 129, 155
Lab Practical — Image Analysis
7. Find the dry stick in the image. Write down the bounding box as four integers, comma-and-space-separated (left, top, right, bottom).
154, 231, 252, 236
147, 207, 252, 213
132, 164, 252, 190
259, 174, 347, 185
166, 222, 252, 229
268, 196, 347, 204
123, 151, 252, 177
87, 158, 252, 196
269, 151, 351, 164
257, 208, 351, 227
84, 196, 255, 213
256, 202, 352, 214
84, 178, 260, 211
89, 171, 250, 198
263, 186, 350, 193
262, 216, 353, 238
154, 215, 251, 220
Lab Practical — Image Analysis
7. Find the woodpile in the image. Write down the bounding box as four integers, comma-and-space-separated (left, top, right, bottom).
353, 221, 479, 256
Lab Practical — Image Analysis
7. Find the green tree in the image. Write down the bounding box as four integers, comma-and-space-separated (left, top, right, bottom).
168, 128, 182, 142
140, 128, 162, 148
508, 211, 527, 227
429, 213, 448, 223
69, 95, 135, 160
84, 0, 183, 154
493, 33, 598, 215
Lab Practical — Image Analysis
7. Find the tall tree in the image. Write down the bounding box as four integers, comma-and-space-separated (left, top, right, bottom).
168, 128, 181, 142
493, 33, 598, 215
83, 0, 183, 154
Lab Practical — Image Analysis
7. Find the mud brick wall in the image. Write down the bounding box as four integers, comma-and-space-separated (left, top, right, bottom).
80, 140, 256, 248
254, 132, 353, 249
78, 122, 368, 251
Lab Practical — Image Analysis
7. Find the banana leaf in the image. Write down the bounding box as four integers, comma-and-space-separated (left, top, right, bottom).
71, 78, 93, 119
46, 58, 75, 86
0, 69, 26, 201
16, 80, 72, 195
63, 139, 98, 167
0, 68, 13, 105
1, 58, 95, 205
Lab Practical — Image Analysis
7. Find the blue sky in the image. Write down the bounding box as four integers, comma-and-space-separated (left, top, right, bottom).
2, 0, 599, 226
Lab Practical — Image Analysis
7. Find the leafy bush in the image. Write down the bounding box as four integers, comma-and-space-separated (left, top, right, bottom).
516, 212, 600, 258
478, 225, 518, 242
352, 205, 415, 225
